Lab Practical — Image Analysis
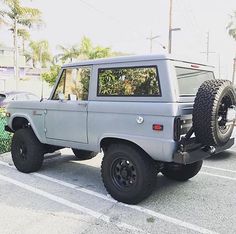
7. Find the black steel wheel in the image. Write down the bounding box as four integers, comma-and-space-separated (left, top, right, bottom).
111, 158, 137, 189
101, 143, 156, 204
11, 128, 44, 173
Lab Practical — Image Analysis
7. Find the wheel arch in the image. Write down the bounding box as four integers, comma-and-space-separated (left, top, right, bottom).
12, 117, 30, 131
100, 137, 150, 157
10, 115, 44, 143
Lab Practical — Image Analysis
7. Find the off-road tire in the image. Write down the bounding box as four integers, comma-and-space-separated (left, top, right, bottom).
162, 160, 203, 181
72, 149, 97, 160
11, 128, 44, 173
193, 80, 236, 146
101, 143, 156, 204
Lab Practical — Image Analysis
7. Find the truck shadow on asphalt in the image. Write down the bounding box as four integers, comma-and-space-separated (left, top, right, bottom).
205, 150, 234, 161
42, 153, 196, 204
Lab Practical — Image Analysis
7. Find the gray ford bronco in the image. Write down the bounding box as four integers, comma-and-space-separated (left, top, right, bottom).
5, 54, 236, 204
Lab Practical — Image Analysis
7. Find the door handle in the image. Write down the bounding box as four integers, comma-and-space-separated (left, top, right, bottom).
78, 103, 87, 107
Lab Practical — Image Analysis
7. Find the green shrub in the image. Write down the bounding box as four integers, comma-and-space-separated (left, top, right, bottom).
0, 109, 12, 154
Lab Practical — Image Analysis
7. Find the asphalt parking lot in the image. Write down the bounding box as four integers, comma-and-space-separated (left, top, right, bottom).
0, 144, 236, 234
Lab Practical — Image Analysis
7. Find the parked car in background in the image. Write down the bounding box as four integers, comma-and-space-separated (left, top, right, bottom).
0, 91, 39, 108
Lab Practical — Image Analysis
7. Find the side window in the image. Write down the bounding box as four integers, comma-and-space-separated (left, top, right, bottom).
52, 66, 91, 101
97, 66, 160, 96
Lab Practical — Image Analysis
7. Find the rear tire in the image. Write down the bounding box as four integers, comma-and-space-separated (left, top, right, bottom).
72, 149, 97, 160
11, 128, 44, 173
162, 161, 203, 181
101, 143, 156, 204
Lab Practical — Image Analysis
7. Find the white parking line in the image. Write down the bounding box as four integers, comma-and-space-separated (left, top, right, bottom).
203, 165, 236, 174
0, 161, 217, 234
0, 173, 144, 233
200, 171, 236, 181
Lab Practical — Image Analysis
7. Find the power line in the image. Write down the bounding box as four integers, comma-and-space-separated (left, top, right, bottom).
232, 56, 236, 84
200, 31, 216, 63
77, 0, 165, 53
168, 0, 181, 54
77, 0, 144, 39
146, 32, 160, 53
175, 0, 204, 50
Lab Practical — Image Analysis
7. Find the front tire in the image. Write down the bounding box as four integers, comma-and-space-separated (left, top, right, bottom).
101, 143, 156, 204
11, 128, 44, 173
162, 160, 203, 181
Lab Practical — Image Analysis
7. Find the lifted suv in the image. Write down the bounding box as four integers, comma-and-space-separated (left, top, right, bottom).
5, 54, 236, 204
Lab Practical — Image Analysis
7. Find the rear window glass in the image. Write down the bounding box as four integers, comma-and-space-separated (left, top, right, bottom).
98, 66, 161, 96
176, 67, 214, 96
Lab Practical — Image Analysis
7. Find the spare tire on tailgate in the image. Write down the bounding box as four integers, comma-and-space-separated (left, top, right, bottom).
193, 79, 236, 146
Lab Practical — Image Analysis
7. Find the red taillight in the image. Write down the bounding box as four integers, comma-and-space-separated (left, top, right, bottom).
174, 117, 181, 141
152, 124, 163, 131
191, 64, 200, 68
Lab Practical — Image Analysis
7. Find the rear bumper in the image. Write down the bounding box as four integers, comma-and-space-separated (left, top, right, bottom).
173, 138, 234, 164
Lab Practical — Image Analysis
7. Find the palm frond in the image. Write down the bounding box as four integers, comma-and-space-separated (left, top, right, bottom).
227, 11, 236, 41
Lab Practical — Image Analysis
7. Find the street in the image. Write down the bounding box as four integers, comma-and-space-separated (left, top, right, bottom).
0, 146, 236, 234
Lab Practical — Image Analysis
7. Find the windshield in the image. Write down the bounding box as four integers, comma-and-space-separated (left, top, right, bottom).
176, 67, 214, 96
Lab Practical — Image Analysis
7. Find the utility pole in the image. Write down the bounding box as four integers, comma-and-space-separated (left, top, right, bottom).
168, 0, 181, 54
232, 56, 236, 85
146, 32, 160, 53
168, 0, 173, 54
13, 17, 19, 90
201, 31, 215, 63
218, 54, 221, 79
39, 47, 44, 100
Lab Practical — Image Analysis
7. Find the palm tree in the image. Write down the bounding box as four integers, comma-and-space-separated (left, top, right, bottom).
56, 37, 112, 64
56, 44, 81, 63
88, 46, 111, 59
29, 40, 51, 68
79, 36, 111, 59
0, 0, 42, 88
227, 11, 236, 40
9, 28, 30, 53
18, 28, 30, 53
0, 10, 6, 26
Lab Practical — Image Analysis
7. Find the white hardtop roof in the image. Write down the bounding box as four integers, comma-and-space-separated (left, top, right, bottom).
62, 53, 214, 68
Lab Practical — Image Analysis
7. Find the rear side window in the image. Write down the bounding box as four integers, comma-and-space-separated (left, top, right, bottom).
97, 66, 161, 96
176, 67, 214, 96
